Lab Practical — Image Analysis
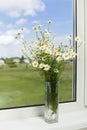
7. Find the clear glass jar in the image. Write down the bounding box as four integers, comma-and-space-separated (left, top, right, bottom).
44, 81, 58, 123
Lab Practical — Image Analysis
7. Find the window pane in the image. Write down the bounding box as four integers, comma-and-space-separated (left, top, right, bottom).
0, 0, 75, 109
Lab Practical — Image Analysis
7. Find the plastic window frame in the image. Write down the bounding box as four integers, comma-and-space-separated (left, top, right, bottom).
0, 0, 86, 121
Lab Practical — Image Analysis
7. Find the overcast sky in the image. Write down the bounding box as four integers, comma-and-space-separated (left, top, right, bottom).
0, 0, 73, 58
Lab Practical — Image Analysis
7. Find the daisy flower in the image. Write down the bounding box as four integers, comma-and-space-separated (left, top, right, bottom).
45, 30, 50, 37
44, 64, 50, 71
42, 56, 47, 61
45, 49, 51, 55
39, 63, 44, 69
63, 53, 70, 60
40, 45, 46, 51
75, 36, 81, 42
56, 57, 63, 62
32, 61, 38, 68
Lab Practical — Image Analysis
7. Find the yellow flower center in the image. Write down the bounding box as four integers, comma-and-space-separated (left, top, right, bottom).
45, 39, 49, 43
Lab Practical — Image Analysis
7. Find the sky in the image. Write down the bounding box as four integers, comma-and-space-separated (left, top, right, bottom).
0, 0, 73, 58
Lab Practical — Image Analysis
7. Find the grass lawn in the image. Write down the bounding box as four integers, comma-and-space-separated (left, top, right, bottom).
0, 62, 73, 109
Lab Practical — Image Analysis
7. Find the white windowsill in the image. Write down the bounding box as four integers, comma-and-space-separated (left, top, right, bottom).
0, 109, 87, 130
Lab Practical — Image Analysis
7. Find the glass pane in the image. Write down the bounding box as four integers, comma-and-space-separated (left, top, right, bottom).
0, 0, 75, 109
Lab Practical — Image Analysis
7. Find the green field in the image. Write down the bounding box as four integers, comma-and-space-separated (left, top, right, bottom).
0, 62, 73, 109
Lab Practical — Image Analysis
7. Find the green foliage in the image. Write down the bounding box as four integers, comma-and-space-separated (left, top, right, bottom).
20, 55, 25, 63
4, 58, 17, 68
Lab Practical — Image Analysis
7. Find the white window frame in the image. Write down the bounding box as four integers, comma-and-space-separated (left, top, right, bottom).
84, 0, 87, 106
0, 0, 86, 121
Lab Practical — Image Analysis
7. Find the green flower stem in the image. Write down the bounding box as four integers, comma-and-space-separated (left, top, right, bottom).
50, 82, 58, 113
45, 74, 58, 114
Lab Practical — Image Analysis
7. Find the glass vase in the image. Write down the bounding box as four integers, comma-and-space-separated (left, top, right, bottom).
44, 80, 58, 123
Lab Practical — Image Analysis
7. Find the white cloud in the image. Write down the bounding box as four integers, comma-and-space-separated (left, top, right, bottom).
32, 20, 41, 24
5, 29, 18, 35
0, 35, 14, 45
8, 11, 21, 18
6, 24, 14, 29
0, 44, 22, 58
0, 0, 45, 18
22, 28, 31, 34
0, 29, 21, 57
24, 9, 36, 17
16, 18, 28, 25
0, 21, 4, 26
0, 29, 19, 45
0, 28, 31, 45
